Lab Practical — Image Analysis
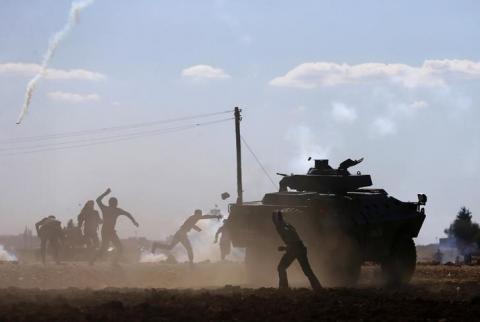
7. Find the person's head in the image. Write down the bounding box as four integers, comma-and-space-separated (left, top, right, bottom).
193, 209, 202, 217
109, 197, 118, 207
85, 200, 94, 209
48, 215, 56, 219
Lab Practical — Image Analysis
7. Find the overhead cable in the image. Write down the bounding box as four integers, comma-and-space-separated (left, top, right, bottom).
2, 109, 233, 144
240, 135, 277, 189
0, 117, 233, 157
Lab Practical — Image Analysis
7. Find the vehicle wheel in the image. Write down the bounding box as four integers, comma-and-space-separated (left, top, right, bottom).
381, 236, 416, 286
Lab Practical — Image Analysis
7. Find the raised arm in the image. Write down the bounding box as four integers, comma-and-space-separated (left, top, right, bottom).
272, 211, 284, 232
118, 208, 139, 227
200, 214, 222, 220
96, 188, 111, 208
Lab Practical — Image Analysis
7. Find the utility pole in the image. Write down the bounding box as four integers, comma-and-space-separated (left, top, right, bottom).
234, 107, 243, 204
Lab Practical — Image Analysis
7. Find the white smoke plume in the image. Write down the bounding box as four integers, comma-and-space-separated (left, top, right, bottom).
0, 245, 17, 262
16, 0, 95, 125
139, 250, 169, 263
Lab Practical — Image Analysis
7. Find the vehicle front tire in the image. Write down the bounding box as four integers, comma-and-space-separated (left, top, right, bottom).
381, 236, 416, 286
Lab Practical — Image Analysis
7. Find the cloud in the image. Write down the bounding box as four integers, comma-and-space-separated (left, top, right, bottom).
388, 100, 429, 118
331, 102, 357, 124
0, 62, 105, 81
372, 117, 396, 136
47, 91, 100, 103
269, 59, 480, 89
181, 65, 230, 80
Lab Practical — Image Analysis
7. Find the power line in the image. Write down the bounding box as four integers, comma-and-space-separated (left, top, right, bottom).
0, 118, 233, 157
2, 109, 233, 144
1, 118, 232, 156
240, 135, 277, 189
0, 118, 232, 152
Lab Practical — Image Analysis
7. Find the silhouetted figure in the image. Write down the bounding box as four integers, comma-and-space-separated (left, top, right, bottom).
89, 188, 139, 265
214, 219, 232, 260
35, 215, 64, 264
272, 211, 322, 290
63, 219, 84, 253
151, 209, 222, 265
78, 200, 102, 249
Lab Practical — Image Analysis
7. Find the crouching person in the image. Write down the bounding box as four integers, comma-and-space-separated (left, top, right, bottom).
35, 215, 64, 264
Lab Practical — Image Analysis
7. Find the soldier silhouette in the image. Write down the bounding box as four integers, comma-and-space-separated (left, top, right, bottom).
35, 215, 64, 264
272, 210, 322, 290
89, 188, 139, 265
214, 219, 232, 260
151, 209, 222, 265
78, 200, 102, 249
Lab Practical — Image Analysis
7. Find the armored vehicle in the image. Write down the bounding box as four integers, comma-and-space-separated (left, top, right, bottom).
227, 158, 426, 286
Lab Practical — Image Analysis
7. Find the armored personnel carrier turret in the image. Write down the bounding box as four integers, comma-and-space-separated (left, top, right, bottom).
227, 158, 426, 286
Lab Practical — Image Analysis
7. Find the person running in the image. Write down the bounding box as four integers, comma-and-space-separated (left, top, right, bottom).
78, 200, 102, 249
272, 210, 322, 290
89, 188, 139, 265
151, 209, 222, 265
35, 215, 64, 264
214, 219, 232, 260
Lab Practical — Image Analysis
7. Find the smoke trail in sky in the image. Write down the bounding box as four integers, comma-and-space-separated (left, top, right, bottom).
16, 0, 95, 125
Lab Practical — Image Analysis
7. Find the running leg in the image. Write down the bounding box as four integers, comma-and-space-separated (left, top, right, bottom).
40, 238, 47, 264
180, 235, 194, 264
277, 251, 296, 289
89, 234, 110, 265
296, 248, 322, 290
111, 232, 123, 263
152, 233, 181, 253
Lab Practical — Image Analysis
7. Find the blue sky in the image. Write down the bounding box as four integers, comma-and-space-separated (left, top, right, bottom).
1, 0, 479, 244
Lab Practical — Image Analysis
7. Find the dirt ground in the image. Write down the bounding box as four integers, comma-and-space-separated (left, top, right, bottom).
0, 262, 480, 321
